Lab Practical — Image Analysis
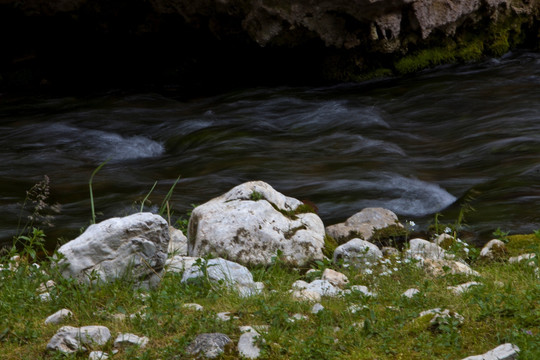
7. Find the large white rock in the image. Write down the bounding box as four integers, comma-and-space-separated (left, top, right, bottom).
187, 181, 325, 266
326, 207, 401, 243
181, 258, 263, 297
56, 213, 169, 287
422, 259, 480, 277
406, 238, 452, 261
460, 343, 520, 360
292, 279, 342, 297
47, 326, 111, 354
333, 238, 383, 268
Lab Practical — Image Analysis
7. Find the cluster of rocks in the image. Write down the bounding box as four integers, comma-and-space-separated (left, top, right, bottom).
28, 180, 533, 359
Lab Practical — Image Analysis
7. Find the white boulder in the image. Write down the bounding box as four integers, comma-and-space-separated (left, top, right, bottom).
406, 238, 452, 261
47, 326, 111, 353
321, 268, 349, 287
479, 239, 508, 261
333, 238, 383, 268
187, 181, 325, 266
181, 258, 263, 297
56, 213, 169, 287
237, 326, 262, 359
326, 207, 401, 243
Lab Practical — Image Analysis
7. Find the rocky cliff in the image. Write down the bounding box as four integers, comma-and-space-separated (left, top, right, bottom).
1, 0, 538, 93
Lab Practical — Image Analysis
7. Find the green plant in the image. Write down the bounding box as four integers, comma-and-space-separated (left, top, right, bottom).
89, 160, 108, 224
140, 181, 158, 212
493, 228, 510, 243
159, 176, 181, 217
12, 228, 46, 261
250, 191, 264, 201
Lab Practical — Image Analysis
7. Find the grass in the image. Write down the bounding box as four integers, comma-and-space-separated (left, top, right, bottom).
1, 231, 538, 359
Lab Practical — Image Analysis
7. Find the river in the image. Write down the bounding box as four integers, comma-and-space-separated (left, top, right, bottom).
1, 51, 539, 248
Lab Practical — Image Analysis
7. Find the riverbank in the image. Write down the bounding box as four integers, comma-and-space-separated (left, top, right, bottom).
1, 180, 539, 359
1, 229, 538, 359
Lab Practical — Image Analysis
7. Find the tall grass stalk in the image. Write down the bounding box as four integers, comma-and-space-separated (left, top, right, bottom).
159, 176, 181, 216
89, 160, 108, 224
140, 181, 158, 212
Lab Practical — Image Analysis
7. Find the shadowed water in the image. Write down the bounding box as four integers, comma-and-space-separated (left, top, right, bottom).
1, 51, 539, 247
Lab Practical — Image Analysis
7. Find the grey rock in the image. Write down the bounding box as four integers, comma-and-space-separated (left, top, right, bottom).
113, 333, 149, 348
406, 238, 452, 261
182, 258, 262, 297
326, 207, 401, 243
333, 238, 383, 268
382, 246, 400, 257
44, 309, 73, 325
402, 288, 421, 298
168, 226, 188, 256
188, 181, 325, 267
321, 268, 349, 287
47, 326, 111, 353
447, 282, 482, 295
237, 327, 261, 359
165, 255, 198, 273
56, 213, 169, 287
88, 351, 109, 360
186, 333, 232, 358
460, 343, 520, 360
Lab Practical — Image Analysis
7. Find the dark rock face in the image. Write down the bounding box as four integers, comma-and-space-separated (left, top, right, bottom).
0, 0, 538, 93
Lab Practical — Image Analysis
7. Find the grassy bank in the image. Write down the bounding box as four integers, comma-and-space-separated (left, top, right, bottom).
0, 231, 538, 359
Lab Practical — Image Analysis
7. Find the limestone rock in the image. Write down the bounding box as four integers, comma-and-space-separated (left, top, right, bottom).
185, 333, 232, 359
418, 308, 464, 328
183, 303, 203, 311
447, 281, 482, 295
168, 226, 188, 256
402, 288, 421, 298
321, 268, 349, 288
479, 239, 508, 261
56, 213, 169, 287
311, 303, 325, 314
508, 253, 536, 264
44, 309, 73, 325
181, 258, 263, 297
460, 343, 520, 360
422, 259, 480, 277
434, 233, 456, 249
333, 238, 383, 268
89, 351, 109, 360
382, 246, 400, 257
326, 207, 401, 243
406, 238, 452, 261
47, 326, 111, 354
292, 279, 342, 297
290, 289, 322, 302
113, 333, 149, 349
237, 326, 261, 359
187, 181, 325, 266
165, 256, 198, 273
349, 285, 376, 297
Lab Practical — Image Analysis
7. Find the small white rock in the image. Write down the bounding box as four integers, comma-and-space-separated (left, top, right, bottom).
447, 282, 482, 295
183, 303, 203, 311
311, 303, 325, 314
114, 333, 149, 349
45, 309, 73, 325
321, 268, 349, 287
89, 351, 109, 360
402, 288, 421, 298
350, 285, 376, 297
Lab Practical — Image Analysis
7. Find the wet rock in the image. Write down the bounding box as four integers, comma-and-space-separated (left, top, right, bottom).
44, 309, 73, 325
460, 343, 520, 360
56, 213, 169, 288
47, 326, 111, 354
188, 181, 325, 267
326, 208, 401, 243
185, 333, 232, 359
333, 238, 383, 269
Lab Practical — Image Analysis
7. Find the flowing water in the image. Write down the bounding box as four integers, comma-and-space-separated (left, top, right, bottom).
1, 52, 540, 248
